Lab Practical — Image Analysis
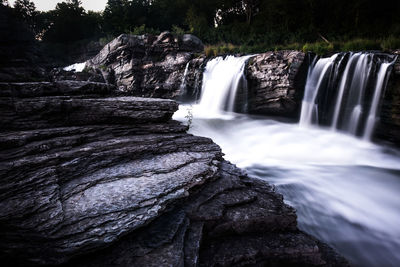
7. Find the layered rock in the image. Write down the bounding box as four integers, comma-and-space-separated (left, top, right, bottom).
85, 32, 205, 99
0, 81, 348, 266
245, 51, 309, 117
0, 81, 221, 265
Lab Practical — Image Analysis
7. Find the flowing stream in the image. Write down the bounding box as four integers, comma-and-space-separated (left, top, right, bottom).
174, 54, 400, 267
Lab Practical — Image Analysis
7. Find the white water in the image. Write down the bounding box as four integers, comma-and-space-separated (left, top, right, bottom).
198, 55, 252, 117
300, 52, 395, 139
364, 62, 393, 140
174, 54, 400, 267
179, 62, 190, 95
299, 55, 337, 126
63, 62, 86, 72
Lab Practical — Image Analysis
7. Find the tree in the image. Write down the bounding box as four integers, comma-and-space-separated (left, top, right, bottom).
42, 0, 101, 43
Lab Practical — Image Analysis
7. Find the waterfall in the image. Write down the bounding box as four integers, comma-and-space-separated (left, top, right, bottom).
179, 62, 190, 95
300, 52, 396, 139
198, 55, 252, 116
364, 62, 394, 140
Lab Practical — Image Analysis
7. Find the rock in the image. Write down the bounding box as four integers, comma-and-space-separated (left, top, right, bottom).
0, 82, 221, 265
0, 81, 348, 266
246, 51, 308, 117
181, 34, 204, 52
50, 68, 106, 83
376, 57, 400, 145
85, 32, 204, 99
58, 162, 348, 267
0, 81, 113, 98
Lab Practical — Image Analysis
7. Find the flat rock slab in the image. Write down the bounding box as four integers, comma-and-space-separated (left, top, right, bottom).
0, 81, 114, 98
0, 96, 178, 130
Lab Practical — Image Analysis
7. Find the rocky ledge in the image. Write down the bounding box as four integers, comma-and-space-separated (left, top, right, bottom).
0, 82, 348, 266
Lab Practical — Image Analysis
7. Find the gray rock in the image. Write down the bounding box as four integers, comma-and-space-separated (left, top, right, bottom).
85, 32, 204, 99
246, 51, 308, 117
181, 34, 204, 52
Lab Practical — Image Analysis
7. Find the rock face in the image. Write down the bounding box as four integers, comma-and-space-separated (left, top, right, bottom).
246, 51, 309, 117
0, 81, 347, 266
85, 32, 205, 99
377, 56, 400, 145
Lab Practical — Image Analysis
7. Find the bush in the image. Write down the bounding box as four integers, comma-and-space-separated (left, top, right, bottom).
381, 36, 400, 51
341, 38, 380, 51
302, 42, 334, 55
171, 25, 186, 36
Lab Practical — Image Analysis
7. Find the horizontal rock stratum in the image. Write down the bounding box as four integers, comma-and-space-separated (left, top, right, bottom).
0, 81, 348, 266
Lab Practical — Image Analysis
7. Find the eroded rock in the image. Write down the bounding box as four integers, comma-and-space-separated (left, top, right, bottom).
246, 51, 308, 117
85, 32, 204, 99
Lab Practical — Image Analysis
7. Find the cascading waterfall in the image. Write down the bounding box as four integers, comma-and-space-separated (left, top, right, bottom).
198, 55, 252, 116
300, 52, 396, 140
174, 52, 400, 267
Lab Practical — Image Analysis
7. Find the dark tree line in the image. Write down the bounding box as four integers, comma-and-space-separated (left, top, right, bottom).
3, 0, 400, 45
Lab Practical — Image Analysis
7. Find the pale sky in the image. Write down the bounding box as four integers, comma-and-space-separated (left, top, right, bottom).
9, 0, 108, 12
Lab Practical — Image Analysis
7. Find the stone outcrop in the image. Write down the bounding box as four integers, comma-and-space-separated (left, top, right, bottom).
85, 32, 205, 99
245, 51, 309, 117
0, 81, 348, 266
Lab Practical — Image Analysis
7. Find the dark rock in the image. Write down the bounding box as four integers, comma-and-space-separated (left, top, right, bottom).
0, 81, 113, 98
376, 57, 400, 145
181, 34, 204, 53
50, 68, 106, 83
246, 51, 308, 117
0, 82, 221, 265
85, 32, 204, 98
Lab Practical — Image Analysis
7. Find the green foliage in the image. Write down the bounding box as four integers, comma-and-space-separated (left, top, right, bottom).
185, 105, 194, 129
381, 36, 400, 51
129, 24, 159, 35
303, 42, 334, 55
171, 25, 186, 36
341, 39, 380, 52
99, 35, 115, 46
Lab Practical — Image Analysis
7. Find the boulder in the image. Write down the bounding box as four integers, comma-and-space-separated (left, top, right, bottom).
85, 32, 204, 99
246, 51, 308, 117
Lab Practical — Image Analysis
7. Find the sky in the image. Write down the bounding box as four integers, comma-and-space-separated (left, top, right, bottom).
9, 0, 108, 12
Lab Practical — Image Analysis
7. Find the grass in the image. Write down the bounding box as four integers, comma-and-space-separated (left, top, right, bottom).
204, 37, 400, 57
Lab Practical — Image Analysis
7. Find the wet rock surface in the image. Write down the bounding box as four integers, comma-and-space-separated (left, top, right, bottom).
0, 81, 348, 266
246, 51, 308, 117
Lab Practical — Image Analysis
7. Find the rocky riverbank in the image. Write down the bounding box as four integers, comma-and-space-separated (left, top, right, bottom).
0, 80, 349, 266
